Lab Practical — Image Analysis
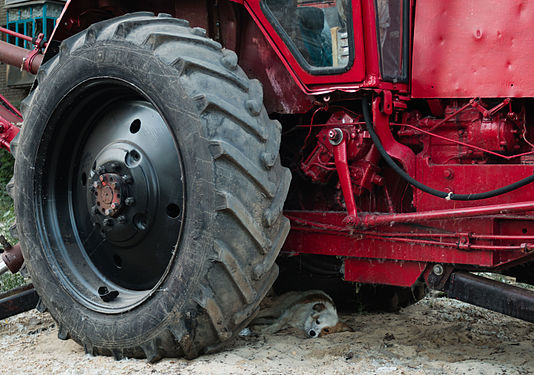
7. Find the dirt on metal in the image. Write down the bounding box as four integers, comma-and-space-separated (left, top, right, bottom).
0, 292, 533, 374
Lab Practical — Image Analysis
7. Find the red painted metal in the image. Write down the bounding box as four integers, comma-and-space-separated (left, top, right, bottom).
411, 0, 534, 98
242, 0, 367, 94
361, 201, 534, 228
372, 96, 415, 176
283, 211, 534, 267
330, 129, 358, 223
344, 259, 427, 287
0, 26, 46, 46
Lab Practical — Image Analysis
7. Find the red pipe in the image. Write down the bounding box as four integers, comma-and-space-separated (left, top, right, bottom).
362, 201, 534, 227
0, 26, 44, 45
0, 40, 43, 74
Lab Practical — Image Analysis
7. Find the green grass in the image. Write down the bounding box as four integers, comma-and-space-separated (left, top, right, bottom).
0, 150, 25, 293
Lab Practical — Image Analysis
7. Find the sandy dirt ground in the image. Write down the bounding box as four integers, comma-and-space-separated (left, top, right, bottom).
1, 292, 533, 375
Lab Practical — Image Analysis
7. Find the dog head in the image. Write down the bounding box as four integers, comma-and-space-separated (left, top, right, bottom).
304, 302, 353, 337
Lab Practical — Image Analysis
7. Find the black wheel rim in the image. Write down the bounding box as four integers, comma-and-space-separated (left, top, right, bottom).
35, 78, 185, 313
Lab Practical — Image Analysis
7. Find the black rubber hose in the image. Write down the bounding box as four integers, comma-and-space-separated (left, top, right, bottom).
361, 96, 534, 201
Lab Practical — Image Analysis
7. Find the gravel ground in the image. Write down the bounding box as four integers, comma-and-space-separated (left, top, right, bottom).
1, 293, 533, 375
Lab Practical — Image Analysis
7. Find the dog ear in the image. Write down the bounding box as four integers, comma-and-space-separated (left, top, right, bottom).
332, 321, 354, 333
312, 303, 326, 312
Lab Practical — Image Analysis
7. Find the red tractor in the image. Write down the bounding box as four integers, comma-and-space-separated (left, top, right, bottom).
1, 0, 534, 361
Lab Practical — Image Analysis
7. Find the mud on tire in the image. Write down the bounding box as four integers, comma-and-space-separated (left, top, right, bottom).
14, 12, 290, 361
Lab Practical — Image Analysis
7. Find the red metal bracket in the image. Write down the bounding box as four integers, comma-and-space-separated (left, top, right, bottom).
328, 128, 358, 225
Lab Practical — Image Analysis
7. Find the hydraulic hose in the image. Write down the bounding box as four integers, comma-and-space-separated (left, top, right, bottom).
361, 96, 534, 201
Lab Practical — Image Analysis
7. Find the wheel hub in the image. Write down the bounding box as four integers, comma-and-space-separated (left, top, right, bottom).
93, 172, 124, 217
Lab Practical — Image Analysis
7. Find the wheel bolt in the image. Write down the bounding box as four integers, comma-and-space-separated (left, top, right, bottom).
110, 163, 120, 172
91, 206, 99, 215
117, 216, 127, 224
103, 218, 114, 227
104, 208, 113, 216
122, 175, 133, 184
97, 166, 106, 174
125, 197, 136, 206
93, 181, 100, 189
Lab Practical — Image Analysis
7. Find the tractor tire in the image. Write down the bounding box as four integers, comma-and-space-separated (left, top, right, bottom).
14, 12, 291, 361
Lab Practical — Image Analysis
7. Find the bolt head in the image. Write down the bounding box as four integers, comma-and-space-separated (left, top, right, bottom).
125, 197, 136, 206
91, 206, 99, 215
97, 167, 106, 175
122, 175, 133, 184
117, 216, 127, 224
433, 264, 444, 276
110, 163, 120, 172
103, 218, 114, 227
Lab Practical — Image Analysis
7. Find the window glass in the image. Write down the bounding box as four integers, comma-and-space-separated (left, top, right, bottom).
46, 18, 55, 38
264, 0, 351, 69
25, 21, 33, 48
16, 22, 24, 47
375, 0, 404, 80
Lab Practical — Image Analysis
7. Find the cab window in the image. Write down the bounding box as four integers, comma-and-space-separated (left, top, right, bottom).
263, 0, 352, 72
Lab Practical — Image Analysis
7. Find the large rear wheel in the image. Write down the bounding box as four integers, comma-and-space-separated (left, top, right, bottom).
14, 13, 290, 360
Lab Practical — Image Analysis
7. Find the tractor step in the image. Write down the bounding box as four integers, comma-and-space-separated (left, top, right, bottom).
446, 272, 534, 323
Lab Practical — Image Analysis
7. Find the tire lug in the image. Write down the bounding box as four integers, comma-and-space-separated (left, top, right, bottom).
125, 197, 136, 206
117, 216, 127, 224
122, 175, 133, 184
103, 218, 114, 227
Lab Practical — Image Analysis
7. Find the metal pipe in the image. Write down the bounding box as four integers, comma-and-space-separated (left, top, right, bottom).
446, 272, 534, 324
0, 40, 43, 74
0, 26, 38, 44
361, 201, 534, 227
1, 243, 24, 274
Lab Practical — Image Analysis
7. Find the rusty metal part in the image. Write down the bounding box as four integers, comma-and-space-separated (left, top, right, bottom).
94, 173, 124, 217
0, 40, 43, 74
0, 284, 38, 320
445, 272, 534, 324
1, 243, 24, 274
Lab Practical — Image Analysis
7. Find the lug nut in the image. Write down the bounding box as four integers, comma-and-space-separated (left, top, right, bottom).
110, 203, 118, 209
91, 206, 99, 215
103, 218, 114, 227
125, 197, 136, 206
97, 166, 106, 174
93, 181, 100, 189
122, 175, 133, 184
117, 216, 127, 224
104, 208, 113, 216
